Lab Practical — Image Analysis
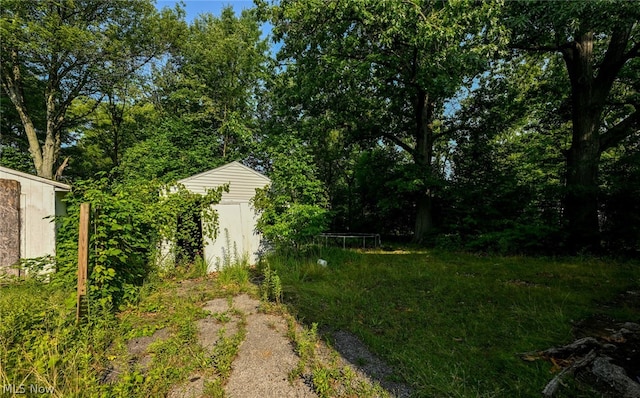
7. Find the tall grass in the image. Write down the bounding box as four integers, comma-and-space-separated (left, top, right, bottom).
3, 248, 637, 397
0, 254, 257, 397
0, 281, 114, 397
266, 247, 640, 397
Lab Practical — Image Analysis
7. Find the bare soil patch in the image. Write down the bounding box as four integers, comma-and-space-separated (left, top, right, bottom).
325, 330, 412, 398
104, 278, 411, 397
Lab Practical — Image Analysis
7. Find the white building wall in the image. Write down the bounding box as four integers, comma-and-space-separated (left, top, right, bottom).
177, 162, 270, 269
179, 162, 270, 201
0, 166, 70, 260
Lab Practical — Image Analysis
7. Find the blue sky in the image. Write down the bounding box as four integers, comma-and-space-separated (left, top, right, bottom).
155, 1, 257, 23
155, 0, 277, 51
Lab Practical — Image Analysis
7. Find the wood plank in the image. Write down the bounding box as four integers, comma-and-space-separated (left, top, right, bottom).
0, 179, 21, 276
77, 202, 90, 321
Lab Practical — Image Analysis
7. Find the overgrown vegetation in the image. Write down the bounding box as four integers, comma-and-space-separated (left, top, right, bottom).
0, 255, 256, 397
1, 1, 639, 396
54, 177, 226, 310
3, 243, 638, 397
3, 1, 638, 254
0, 280, 114, 396
267, 247, 640, 397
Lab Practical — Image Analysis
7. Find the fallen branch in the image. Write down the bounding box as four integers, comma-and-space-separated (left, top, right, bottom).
540, 337, 601, 358
542, 349, 597, 397
522, 319, 640, 397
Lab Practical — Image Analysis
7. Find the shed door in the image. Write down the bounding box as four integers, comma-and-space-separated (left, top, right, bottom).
204, 203, 245, 271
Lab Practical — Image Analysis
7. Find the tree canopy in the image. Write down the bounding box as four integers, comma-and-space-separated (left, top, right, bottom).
0, 0, 184, 178
1, 0, 638, 254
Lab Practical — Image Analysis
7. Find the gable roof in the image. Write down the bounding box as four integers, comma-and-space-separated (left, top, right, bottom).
178, 161, 270, 185
177, 161, 270, 201
0, 165, 71, 191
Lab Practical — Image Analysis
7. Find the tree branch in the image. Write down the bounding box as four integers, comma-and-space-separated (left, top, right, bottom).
382, 132, 415, 155
599, 109, 639, 152
510, 44, 564, 53
624, 41, 640, 60
594, 25, 633, 101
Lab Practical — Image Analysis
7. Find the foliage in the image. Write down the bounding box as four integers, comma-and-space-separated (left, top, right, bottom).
443, 56, 568, 253
54, 177, 226, 309
150, 6, 268, 164
0, 0, 184, 178
0, 269, 253, 397
261, 0, 507, 242
505, 0, 640, 252
253, 135, 329, 248
0, 74, 43, 173
2, 1, 639, 258
260, 262, 283, 304
600, 139, 640, 253
68, 88, 161, 178
215, 241, 254, 295
348, 148, 420, 236
0, 281, 115, 396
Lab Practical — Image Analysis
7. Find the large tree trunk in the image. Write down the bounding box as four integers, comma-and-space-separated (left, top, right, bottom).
413, 90, 436, 243
414, 193, 434, 242
562, 31, 602, 252
565, 116, 601, 253
560, 26, 636, 253
1, 49, 46, 176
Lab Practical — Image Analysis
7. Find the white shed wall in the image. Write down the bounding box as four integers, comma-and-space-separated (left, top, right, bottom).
205, 202, 262, 271
179, 162, 270, 202
0, 167, 70, 260
177, 162, 270, 269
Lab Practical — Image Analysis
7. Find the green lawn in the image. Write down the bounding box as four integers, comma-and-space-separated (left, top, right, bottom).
266, 248, 640, 397
2, 250, 638, 397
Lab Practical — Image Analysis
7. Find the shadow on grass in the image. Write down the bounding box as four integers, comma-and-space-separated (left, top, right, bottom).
267, 247, 640, 397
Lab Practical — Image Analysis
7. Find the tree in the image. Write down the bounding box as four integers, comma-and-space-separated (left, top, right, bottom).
152, 7, 268, 163
506, 1, 640, 252
252, 133, 329, 248
0, 73, 44, 172
444, 55, 570, 253
264, 0, 504, 242
0, 0, 183, 179
69, 81, 160, 178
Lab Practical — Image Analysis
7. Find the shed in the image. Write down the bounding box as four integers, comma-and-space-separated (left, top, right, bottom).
0, 166, 70, 275
177, 161, 270, 271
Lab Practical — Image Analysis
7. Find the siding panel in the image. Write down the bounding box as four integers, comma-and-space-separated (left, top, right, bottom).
178, 162, 270, 267
0, 166, 70, 260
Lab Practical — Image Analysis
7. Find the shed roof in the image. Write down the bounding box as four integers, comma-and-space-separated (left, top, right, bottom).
0, 165, 71, 191
177, 161, 270, 201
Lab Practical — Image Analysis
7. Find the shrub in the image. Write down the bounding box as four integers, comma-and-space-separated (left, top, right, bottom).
55, 177, 226, 310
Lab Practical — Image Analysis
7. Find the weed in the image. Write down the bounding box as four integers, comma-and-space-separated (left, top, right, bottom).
260, 262, 283, 304
268, 248, 640, 397
203, 379, 225, 397
285, 316, 389, 397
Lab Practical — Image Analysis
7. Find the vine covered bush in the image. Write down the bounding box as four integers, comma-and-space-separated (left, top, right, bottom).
54, 177, 227, 309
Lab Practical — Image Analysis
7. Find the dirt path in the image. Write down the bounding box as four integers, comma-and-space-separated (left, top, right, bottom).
116, 283, 411, 397
168, 292, 411, 397
224, 302, 316, 397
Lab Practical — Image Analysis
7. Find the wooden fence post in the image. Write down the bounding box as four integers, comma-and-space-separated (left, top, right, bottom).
76, 203, 90, 322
